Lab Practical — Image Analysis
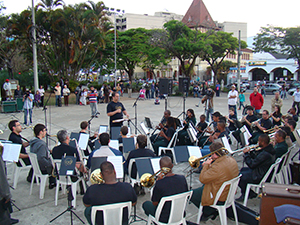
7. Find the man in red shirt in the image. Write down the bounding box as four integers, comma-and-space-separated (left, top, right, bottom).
250, 87, 264, 113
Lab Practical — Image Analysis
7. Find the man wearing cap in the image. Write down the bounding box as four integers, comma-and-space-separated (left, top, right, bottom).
228, 85, 238, 115
292, 87, 300, 116
190, 140, 239, 222
3, 79, 12, 100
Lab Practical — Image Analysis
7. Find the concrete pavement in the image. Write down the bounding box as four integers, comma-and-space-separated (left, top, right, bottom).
0, 91, 298, 225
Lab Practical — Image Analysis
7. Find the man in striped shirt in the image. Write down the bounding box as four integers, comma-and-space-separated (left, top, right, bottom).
88, 86, 99, 117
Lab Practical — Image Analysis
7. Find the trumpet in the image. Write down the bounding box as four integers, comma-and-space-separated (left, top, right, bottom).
232, 144, 261, 155
90, 168, 104, 184
251, 119, 261, 128
188, 147, 229, 169
263, 125, 283, 133
140, 167, 170, 188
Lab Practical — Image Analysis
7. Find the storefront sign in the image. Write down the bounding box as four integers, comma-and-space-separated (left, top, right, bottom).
248, 61, 267, 66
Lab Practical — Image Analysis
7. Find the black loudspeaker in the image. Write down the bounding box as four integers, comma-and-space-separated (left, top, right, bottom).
179, 78, 189, 92
159, 78, 172, 95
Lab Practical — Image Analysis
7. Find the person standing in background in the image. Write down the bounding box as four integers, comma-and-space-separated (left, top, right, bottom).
62, 85, 70, 106
271, 91, 283, 112
38, 85, 45, 107
215, 82, 220, 97
292, 87, 300, 116
250, 87, 264, 114
228, 85, 238, 115
88, 86, 98, 117
23, 89, 34, 125
54, 82, 61, 107
238, 90, 245, 111
127, 81, 132, 98
3, 79, 12, 100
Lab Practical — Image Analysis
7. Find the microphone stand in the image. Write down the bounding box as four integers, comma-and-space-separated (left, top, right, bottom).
43, 90, 53, 147
87, 112, 100, 135
132, 96, 140, 135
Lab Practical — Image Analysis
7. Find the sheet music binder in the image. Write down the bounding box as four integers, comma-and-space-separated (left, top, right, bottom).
90, 156, 123, 179
135, 157, 161, 178
2, 143, 22, 162
98, 125, 108, 134
111, 127, 121, 140
174, 146, 202, 163
122, 138, 135, 153
70, 132, 80, 141
59, 156, 76, 176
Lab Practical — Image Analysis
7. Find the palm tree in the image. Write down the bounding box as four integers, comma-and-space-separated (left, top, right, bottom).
37, 0, 64, 11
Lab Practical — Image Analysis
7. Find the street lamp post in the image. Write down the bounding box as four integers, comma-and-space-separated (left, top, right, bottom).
107, 8, 125, 88
32, 0, 39, 92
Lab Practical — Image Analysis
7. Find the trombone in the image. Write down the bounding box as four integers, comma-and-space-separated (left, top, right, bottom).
263, 125, 284, 133
140, 167, 171, 188
188, 147, 229, 169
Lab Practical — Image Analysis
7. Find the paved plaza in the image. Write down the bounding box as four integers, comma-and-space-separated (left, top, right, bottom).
0, 91, 298, 225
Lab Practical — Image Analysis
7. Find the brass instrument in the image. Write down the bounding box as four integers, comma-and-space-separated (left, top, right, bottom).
251, 119, 261, 128
263, 125, 283, 133
140, 167, 171, 188
22, 125, 33, 130
188, 147, 229, 169
232, 144, 261, 155
90, 169, 104, 184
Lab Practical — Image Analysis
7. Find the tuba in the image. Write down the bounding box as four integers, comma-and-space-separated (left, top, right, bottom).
140, 167, 170, 188
90, 169, 104, 184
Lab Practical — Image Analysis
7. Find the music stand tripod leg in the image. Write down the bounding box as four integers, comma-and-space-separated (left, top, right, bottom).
129, 204, 146, 224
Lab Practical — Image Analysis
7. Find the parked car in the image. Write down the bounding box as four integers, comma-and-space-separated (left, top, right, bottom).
289, 81, 300, 89
288, 88, 297, 96
264, 83, 281, 94
241, 81, 250, 89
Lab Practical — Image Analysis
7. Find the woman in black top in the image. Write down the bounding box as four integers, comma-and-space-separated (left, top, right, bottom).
178, 109, 197, 145
271, 105, 282, 127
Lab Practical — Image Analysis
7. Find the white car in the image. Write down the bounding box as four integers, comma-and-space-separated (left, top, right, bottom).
288, 88, 297, 96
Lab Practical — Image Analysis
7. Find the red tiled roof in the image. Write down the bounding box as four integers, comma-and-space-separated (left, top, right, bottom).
182, 0, 216, 29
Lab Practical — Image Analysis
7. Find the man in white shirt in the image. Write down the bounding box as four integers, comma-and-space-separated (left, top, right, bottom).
3, 79, 12, 100
228, 85, 238, 115
292, 87, 300, 116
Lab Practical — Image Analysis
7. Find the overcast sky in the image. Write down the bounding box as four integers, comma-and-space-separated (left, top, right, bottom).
1, 0, 299, 37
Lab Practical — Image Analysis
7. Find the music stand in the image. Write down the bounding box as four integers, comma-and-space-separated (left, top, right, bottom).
144, 117, 153, 129
122, 138, 135, 153
111, 127, 121, 140
50, 156, 85, 225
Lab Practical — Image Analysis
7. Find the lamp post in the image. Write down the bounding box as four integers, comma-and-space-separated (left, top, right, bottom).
107, 8, 125, 88
32, 0, 39, 92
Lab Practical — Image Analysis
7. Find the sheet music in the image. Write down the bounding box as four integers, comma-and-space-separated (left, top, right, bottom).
127, 127, 131, 136
78, 133, 89, 150
187, 146, 202, 158
98, 125, 108, 134
221, 137, 232, 153
297, 129, 300, 137
2, 143, 22, 162
109, 140, 119, 150
140, 122, 149, 135
107, 156, 123, 179
150, 158, 160, 173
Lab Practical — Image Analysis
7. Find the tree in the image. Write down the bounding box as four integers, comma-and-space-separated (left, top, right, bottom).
37, 0, 64, 11
254, 26, 300, 68
201, 30, 247, 85
114, 28, 149, 82
158, 20, 205, 78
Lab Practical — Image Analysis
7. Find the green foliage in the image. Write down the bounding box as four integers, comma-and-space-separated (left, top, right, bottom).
68, 79, 79, 92
201, 30, 247, 85
254, 26, 300, 67
157, 20, 205, 77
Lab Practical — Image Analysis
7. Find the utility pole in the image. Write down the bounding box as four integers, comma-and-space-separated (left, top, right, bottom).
32, 0, 39, 92
237, 30, 241, 92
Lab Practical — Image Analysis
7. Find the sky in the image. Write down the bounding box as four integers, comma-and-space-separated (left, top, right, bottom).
1, 0, 300, 37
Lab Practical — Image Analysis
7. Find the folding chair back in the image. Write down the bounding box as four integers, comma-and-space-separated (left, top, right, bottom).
91, 201, 132, 225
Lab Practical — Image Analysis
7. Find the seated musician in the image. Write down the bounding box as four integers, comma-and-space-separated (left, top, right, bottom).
280, 126, 293, 147
30, 124, 56, 189
83, 161, 137, 225
178, 109, 197, 145
271, 105, 282, 127
286, 119, 297, 142
237, 134, 275, 202
198, 112, 221, 147
126, 134, 155, 180
207, 121, 229, 144
52, 130, 87, 174
190, 140, 239, 221
225, 107, 237, 131
283, 107, 299, 123
241, 106, 258, 133
8, 120, 33, 182
152, 117, 176, 155
118, 126, 134, 153
273, 130, 288, 159
142, 156, 188, 223
196, 114, 208, 137
87, 133, 123, 169
150, 110, 171, 143
79, 121, 97, 156
249, 110, 272, 144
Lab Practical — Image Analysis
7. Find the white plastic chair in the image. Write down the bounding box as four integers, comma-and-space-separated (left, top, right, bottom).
28, 153, 49, 199
197, 175, 242, 225
54, 159, 86, 208
283, 144, 296, 184
12, 159, 32, 189
91, 201, 132, 225
243, 158, 282, 206
147, 190, 192, 225
274, 150, 291, 184
128, 157, 151, 187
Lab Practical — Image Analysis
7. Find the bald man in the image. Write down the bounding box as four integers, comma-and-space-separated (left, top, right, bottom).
142, 156, 188, 223
250, 87, 264, 113
83, 161, 137, 225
